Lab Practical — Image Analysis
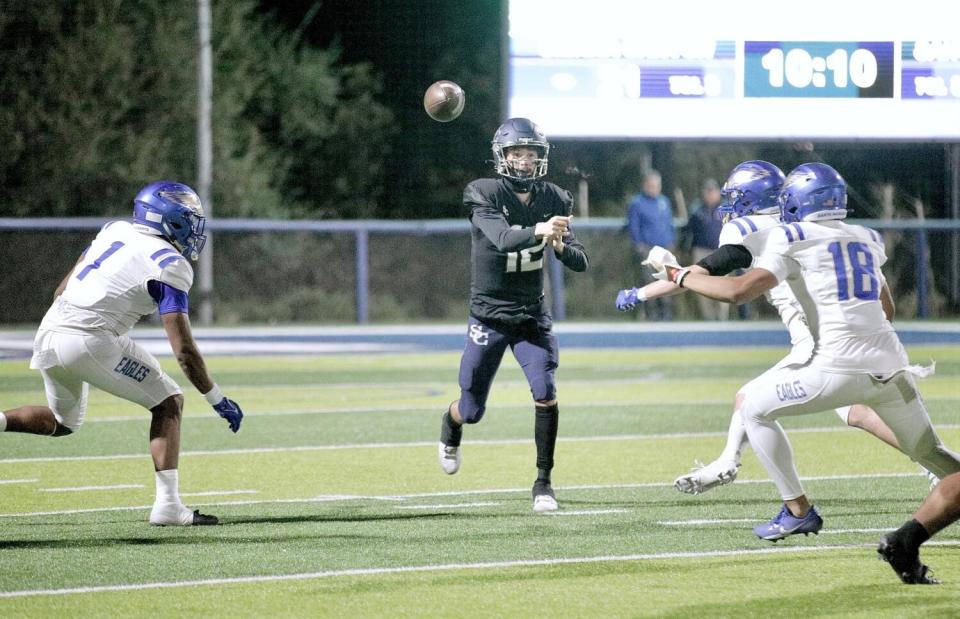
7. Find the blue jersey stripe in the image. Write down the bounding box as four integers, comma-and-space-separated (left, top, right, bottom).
791, 223, 805, 240
780, 225, 794, 243
743, 217, 758, 233
151, 248, 178, 260
157, 256, 181, 269
731, 220, 748, 236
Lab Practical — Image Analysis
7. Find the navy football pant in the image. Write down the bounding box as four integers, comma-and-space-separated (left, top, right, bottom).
457, 316, 558, 424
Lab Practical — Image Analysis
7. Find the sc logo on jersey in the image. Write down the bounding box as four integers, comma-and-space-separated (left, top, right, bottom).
776, 380, 807, 402
469, 324, 489, 346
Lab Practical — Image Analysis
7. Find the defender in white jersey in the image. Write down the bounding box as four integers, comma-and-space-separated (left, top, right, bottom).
616, 161, 914, 495
659, 163, 960, 540
0, 181, 244, 526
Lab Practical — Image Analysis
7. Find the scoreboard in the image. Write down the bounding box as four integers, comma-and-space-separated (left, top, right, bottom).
506, 0, 960, 140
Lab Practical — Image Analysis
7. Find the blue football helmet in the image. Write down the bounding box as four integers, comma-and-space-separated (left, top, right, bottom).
779, 163, 848, 224
492, 117, 549, 193
718, 160, 785, 220
132, 181, 207, 260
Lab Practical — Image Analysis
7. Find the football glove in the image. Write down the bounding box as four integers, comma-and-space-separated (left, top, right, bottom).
213, 398, 243, 433
641, 246, 681, 281
616, 287, 645, 311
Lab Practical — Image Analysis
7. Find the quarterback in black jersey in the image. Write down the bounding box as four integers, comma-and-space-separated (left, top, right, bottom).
438, 118, 588, 512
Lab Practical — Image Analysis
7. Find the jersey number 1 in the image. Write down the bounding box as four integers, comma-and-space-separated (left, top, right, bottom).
828, 241, 878, 301
76, 241, 125, 281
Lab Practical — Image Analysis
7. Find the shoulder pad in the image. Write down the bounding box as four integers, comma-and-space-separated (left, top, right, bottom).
718, 220, 748, 246
158, 255, 194, 292
463, 179, 500, 205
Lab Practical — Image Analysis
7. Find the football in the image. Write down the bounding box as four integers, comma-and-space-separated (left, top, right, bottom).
423, 80, 465, 122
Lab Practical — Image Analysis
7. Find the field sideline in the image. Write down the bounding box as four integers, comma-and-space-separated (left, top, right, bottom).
1, 331, 959, 616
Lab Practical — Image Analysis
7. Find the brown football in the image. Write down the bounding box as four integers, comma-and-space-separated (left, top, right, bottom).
423, 80, 465, 122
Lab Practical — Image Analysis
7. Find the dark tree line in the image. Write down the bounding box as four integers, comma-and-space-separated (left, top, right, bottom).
0, 0, 395, 219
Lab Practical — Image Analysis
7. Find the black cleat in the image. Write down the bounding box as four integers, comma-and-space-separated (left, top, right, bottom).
191, 510, 219, 526
877, 533, 939, 584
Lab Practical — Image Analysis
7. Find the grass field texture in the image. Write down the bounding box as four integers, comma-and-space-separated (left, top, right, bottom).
2, 345, 959, 617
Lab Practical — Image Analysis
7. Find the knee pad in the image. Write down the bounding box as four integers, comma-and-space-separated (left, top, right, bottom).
529, 375, 557, 403
457, 392, 486, 424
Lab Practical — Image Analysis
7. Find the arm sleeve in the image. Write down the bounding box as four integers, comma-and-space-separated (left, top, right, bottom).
558, 229, 588, 272
695, 244, 753, 276
470, 206, 539, 252
147, 280, 190, 314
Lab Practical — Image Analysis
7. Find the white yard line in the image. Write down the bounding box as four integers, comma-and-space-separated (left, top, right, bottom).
395, 502, 501, 510
180, 490, 259, 497
0, 478, 38, 485
38, 484, 144, 493
0, 473, 930, 520
544, 509, 630, 517
5, 543, 949, 599
8, 426, 957, 465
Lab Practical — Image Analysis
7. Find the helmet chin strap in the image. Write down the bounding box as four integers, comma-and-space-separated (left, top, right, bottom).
507, 177, 534, 193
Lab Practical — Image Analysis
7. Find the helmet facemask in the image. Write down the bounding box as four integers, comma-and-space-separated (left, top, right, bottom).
495, 145, 549, 193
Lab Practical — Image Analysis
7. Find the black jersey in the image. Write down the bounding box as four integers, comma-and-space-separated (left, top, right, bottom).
463, 178, 588, 329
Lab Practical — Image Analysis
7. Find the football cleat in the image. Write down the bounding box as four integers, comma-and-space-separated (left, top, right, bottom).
753, 504, 823, 541
877, 533, 940, 585
150, 502, 219, 526
438, 442, 461, 475
674, 458, 740, 495
924, 468, 940, 490
532, 480, 559, 512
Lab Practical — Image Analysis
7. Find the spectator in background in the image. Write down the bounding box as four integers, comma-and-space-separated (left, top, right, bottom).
626, 169, 675, 320
684, 179, 728, 320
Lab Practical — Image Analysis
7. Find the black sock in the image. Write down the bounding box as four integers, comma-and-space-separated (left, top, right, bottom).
534, 403, 559, 482
440, 409, 462, 447
897, 519, 931, 550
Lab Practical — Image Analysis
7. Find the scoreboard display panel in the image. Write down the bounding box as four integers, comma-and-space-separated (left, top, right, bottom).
506, 0, 960, 140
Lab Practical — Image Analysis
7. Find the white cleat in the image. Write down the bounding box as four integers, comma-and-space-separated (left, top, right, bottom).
674, 459, 740, 495
438, 442, 461, 475
149, 501, 218, 526
924, 468, 940, 490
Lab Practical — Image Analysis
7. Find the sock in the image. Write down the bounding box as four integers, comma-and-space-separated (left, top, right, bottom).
897, 518, 931, 550
440, 410, 462, 447
718, 409, 747, 465
535, 403, 559, 481
154, 469, 182, 504
0, 412, 6, 432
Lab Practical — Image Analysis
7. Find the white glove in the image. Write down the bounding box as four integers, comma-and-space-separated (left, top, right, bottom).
641, 246, 680, 281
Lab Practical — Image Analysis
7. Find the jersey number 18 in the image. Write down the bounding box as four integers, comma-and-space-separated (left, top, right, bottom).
828, 241, 878, 301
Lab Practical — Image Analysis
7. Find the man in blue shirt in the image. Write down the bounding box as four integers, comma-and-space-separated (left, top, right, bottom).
626, 169, 675, 320
684, 178, 727, 320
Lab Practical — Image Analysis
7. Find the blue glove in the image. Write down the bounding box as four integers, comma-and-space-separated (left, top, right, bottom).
213, 397, 243, 433
616, 288, 643, 311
